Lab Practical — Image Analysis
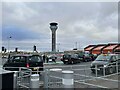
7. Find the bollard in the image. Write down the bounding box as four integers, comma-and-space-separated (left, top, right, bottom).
103, 67, 105, 76
62, 70, 74, 90
30, 74, 39, 89
14, 71, 18, 89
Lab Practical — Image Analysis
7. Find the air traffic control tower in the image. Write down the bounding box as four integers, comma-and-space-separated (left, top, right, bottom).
50, 22, 58, 52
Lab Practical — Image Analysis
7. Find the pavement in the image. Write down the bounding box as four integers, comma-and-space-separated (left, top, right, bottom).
74, 73, 119, 89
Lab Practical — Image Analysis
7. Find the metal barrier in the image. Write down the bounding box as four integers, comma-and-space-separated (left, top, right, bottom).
18, 67, 32, 88
44, 61, 120, 89
3, 67, 43, 89
2, 61, 120, 89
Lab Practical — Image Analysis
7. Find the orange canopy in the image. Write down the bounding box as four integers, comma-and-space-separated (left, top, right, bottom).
103, 45, 118, 50
91, 45, 105, 54
115, 46, 120, 50
93, 46, 105, 50
85, 46, 94, 51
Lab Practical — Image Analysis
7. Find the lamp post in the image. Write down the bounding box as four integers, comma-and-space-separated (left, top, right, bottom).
50, 22, 58, 52
75, 42, 77, 49
57, 43, 60, 52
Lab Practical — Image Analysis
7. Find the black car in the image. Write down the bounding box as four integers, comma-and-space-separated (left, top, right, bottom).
90, 54, 120, 74
3, 54, 43, 72
61, 54, 82, 64
77, 52, 95, 62
83, 53, 93, 62
47, 54, 57, 62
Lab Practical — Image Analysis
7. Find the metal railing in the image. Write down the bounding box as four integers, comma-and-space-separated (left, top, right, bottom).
44, 61, 120, 89
3, 67, 44, 89
2, 61, 120, 89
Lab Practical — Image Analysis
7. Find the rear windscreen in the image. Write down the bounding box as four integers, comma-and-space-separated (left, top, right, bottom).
29, 55, 42, 62
10, 56, 27, 63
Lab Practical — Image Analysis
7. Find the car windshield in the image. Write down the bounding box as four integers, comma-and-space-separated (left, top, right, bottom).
29, 55, 42, 62
95, 54, 111, 61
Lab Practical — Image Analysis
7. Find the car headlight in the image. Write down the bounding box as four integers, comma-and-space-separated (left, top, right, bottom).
104, 64, 107, 67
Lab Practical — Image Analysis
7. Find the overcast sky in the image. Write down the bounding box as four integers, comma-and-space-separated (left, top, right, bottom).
1, 2, 118, 52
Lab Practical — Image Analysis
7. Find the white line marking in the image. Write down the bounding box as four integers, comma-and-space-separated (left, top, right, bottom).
75, 81, 109, 88
74, 73, 119, 82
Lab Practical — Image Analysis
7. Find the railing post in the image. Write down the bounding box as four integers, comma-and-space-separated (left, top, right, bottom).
103, 67, 105, 76
62, 70, 74, 90
13, 71, 18, 89
30, 74, 39, 90
84, 65, 86, 82
18, 67, 22, 85
116, 61, 118, 74
19, 67, 21, 76
44, 69, 49, 89
95, 65, 97, 77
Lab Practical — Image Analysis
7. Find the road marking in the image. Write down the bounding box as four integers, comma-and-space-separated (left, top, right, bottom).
100, 72, 120, 78
74, 73, 119, 82
75, 81, 109, 88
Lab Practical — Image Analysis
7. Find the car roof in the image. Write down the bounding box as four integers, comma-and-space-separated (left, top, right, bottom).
11, 54, 40, 57
100, 54, 117, 56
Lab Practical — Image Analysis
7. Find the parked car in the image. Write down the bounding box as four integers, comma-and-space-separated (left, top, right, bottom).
78, 52, 95, 62
3, 54, 43, 72
61, 54, 82, 64
90, 54, 120, 75
47, 54, 57, 62
83, 53, 94, 62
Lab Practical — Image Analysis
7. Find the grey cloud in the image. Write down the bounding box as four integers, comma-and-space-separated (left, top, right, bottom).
2, 2, 118, 51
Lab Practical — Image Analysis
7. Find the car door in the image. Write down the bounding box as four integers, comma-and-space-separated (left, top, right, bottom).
116, 55, 120, 70
110, 56, 117, 69
9, 56, 21, 67
5, 56, 21, 70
